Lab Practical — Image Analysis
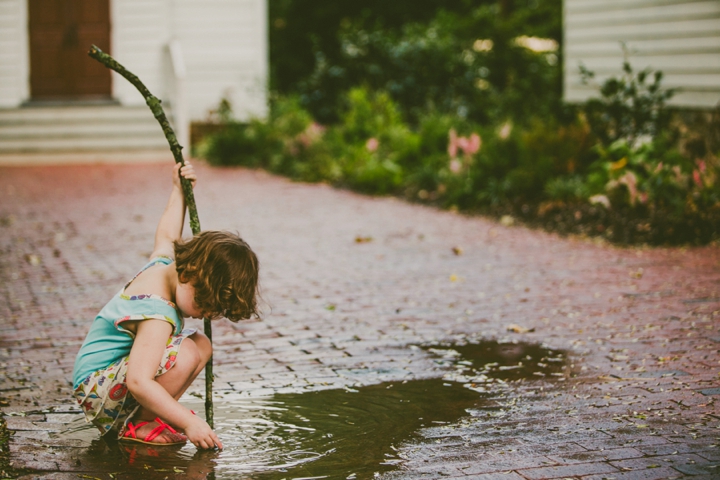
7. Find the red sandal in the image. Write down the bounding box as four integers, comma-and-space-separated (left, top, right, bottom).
120, 417, 187, 446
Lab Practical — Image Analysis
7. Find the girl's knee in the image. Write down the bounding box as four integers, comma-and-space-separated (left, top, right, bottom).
189, 332, 212, 364
153, 336, 207, 395
171, 338, 201, 375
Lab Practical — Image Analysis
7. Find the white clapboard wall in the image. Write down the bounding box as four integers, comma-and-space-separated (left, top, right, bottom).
113, 0, 267, 121
0, 0, 30, 108
0, 0, 267, 121
564, 0, 720, 109
172, 0, 268, 121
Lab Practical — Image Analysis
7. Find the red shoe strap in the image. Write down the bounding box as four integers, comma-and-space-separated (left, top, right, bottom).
124, 420, 150, 439
155, 417, 178, 434
144, 417, 178, 443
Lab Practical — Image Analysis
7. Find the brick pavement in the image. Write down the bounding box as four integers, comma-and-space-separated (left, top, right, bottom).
0, 163, 719, 479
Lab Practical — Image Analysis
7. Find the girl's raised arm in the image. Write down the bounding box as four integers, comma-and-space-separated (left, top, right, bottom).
150, 163, 197, 260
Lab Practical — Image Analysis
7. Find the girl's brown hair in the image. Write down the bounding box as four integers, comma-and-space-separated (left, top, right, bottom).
174, 231, 259, 322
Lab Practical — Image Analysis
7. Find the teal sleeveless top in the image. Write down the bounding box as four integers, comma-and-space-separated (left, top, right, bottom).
72, 257, 183, 388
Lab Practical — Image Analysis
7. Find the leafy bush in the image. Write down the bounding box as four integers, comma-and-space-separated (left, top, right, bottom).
544, 176, 590, 202
580, 57, 675, 147
201, 52, 720, 245
279, 2, 563, 126
585, 139, 717, 214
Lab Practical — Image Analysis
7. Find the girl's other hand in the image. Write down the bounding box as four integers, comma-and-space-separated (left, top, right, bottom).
183, 415, 223, 450
173, 162, 197, 190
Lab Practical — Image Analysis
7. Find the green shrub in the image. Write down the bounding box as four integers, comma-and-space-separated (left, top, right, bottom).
199, 73, 719, 245
329, 87, 419, 193
544, 176, 589, 202
584, 138, 719, 215
580, 56, 675, 148
284, 3, 563, 126
340, 145, 404, 194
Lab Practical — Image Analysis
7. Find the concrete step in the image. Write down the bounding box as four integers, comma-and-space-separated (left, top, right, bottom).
0, 122, 166, 140
0, 105, 162, 124
0, 136, 169, 153
0, 104, 173, 156
0, 151, 175, 166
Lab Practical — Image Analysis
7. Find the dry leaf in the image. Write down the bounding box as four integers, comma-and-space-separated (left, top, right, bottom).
507, 324, 535, 333
24, 254, 41, 266
629, 268, 644, 279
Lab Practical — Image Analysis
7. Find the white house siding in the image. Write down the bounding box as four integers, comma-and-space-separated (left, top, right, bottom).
111, 0, 171, 107
0, 0, 267, 120
0, 0, 29, 107
564, 0, 720, 109
172, 0, 267, 120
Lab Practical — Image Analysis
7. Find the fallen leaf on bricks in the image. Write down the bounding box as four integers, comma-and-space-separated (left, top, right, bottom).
629, 268, 644, 278
507, 324, 534, 333
355, 235, 373, 243
24, 254, 41, 266
452, 246, 463, 255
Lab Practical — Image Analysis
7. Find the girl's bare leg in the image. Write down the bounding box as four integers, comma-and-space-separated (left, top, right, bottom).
126, 332, 212, 442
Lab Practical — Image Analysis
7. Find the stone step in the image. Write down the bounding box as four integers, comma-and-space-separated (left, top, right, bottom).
0, 105, 161, 124
0, 136, 169, 153
0, 122, 166, 140
0, 151, 174, 166
0, 104, 173, 156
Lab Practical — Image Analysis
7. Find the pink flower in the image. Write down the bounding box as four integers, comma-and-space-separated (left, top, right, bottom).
653, 162, 663, 174
449, 158, 462, 174
696, 159, 706, 173
498, 122, 512, 140
457, 136, 470, 155
296, 122, 326, 148
448, 129, 481, 158
366, 137, 379, 152
467, 133, 481, 155
639, 192, 648, 204
693, 169, 703, 188
448, 129, 458, 158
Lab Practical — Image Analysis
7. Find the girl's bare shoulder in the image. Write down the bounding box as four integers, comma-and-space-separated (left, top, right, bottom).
124, 263, 175, 301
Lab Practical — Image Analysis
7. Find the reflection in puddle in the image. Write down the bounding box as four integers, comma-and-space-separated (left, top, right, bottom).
56, 340, 568, 479
428, 340, 569, 390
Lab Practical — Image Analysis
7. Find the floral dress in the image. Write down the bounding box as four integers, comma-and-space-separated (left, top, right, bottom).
72, 257, 197, 437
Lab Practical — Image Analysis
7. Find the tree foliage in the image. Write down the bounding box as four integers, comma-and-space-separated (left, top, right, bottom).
269, 0, 563, 124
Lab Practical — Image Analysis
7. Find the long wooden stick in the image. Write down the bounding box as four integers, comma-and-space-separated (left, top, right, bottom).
88, 44, 215, 428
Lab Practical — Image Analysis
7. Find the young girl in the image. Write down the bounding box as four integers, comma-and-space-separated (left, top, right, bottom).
72, 162, 259, 449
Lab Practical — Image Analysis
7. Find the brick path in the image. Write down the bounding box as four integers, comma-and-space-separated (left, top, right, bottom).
1, 163, 719, 479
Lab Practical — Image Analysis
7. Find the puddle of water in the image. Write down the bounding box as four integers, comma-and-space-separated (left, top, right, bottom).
53, 340, 568, 479
427, 340, 568, 388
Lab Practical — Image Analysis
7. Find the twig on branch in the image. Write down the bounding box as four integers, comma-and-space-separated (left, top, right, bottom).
88, 44, 215, 428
